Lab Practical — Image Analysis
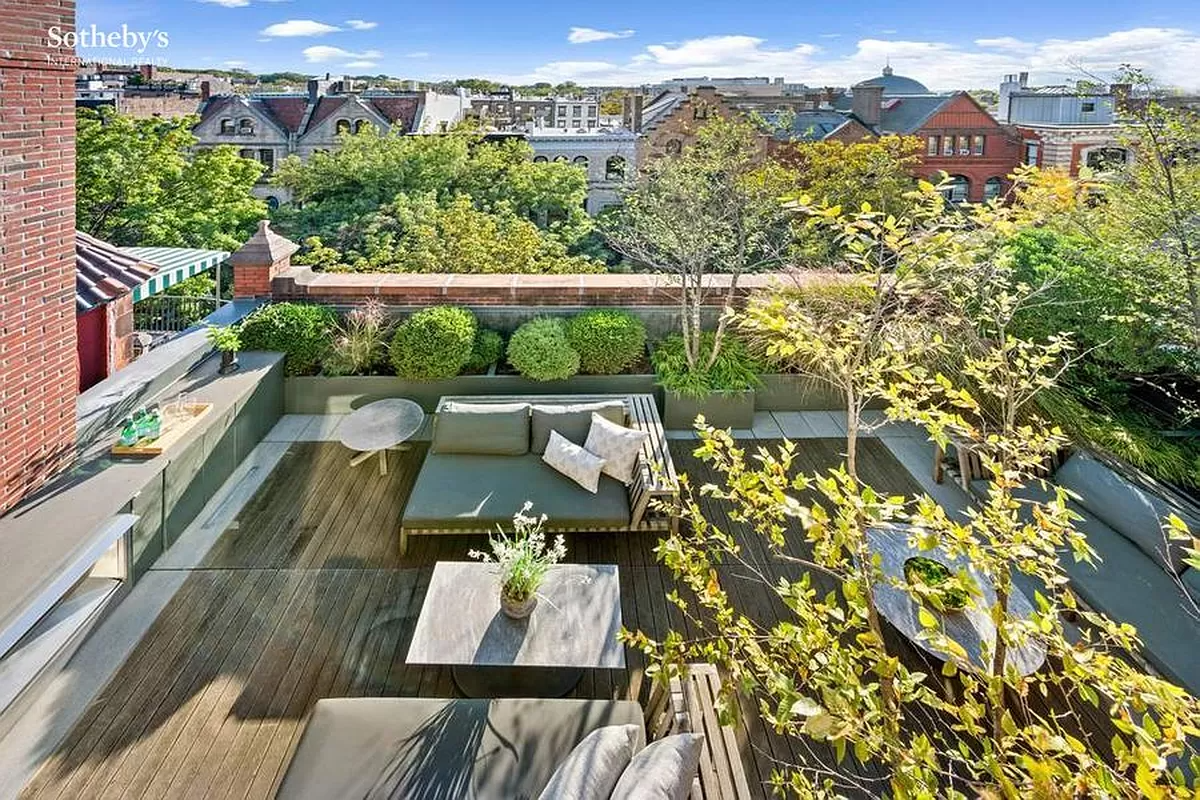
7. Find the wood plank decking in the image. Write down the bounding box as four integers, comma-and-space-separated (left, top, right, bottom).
18, 438, 991, 799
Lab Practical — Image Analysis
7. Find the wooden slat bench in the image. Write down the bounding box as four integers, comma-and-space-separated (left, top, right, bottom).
399, 394, 679, 553
646, 663, 754, 800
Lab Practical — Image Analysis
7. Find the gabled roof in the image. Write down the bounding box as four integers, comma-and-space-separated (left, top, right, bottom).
368, 97, 420, 130
76, 231, 158, 312
877, 94, 955, 134
257, 97, 309, 133
306, 96, 350, 132
640, 91, 687, 130
766, 110, 864, 141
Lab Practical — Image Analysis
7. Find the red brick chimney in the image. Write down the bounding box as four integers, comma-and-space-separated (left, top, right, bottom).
231, 220, 300, 298
851, 82, 884, 127
0, 0, 79, 511
199, 80, 211, 101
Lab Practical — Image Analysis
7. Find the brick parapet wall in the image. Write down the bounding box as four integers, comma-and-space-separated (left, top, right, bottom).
269, 268, 841, 307
0, 0, 79, 512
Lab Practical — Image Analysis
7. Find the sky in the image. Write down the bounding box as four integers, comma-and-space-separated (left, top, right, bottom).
73, 0, 1200, 91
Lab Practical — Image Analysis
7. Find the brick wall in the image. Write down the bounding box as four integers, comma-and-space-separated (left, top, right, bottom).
269, 267, 842, 307
0, 0, 79, 512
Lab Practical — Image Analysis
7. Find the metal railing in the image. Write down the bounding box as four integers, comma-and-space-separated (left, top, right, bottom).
133, 294, 228, 353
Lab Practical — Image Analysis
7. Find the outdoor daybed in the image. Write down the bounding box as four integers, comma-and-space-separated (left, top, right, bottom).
399, 394, 679, 554
965, 451, 1200, 694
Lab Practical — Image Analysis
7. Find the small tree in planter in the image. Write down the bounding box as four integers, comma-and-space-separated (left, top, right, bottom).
603, 115, 795, 386
206, 324, 241, 374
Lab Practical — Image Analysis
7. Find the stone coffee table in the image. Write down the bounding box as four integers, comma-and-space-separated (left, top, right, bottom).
338, 398, 424, 476
406, 562, 625, 698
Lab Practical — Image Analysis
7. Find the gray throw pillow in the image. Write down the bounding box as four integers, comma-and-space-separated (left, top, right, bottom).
542, 430, 607, 493
585, 412, 649, 485
530, 401, 626, 454
537, 724, 641, 800
431, 402, 530, 455
611, 733, 704, 800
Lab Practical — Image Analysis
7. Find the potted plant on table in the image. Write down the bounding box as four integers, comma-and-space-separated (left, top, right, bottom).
903, 556, 977, 614
206, 324, 242, 375
470, 502, 567, 619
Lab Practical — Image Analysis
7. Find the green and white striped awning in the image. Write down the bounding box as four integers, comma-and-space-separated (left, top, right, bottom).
122, 246, 230, 302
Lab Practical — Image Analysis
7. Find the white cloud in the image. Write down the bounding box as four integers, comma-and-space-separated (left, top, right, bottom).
568, 27, 635, 44
489, 27, 1200, 91
343, 60, 377, 68
199, 0, 250, 7
261, 19, 340, 37
303, 45, 381, 63
345, 19, 378, 30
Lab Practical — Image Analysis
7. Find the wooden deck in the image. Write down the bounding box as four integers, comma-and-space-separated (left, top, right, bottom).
21, 437, 956, 799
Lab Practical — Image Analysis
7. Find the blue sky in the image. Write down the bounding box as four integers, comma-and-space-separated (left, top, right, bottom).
75, 0, 1200, 90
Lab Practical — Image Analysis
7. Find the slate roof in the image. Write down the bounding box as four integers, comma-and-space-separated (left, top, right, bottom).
640, 91, 687, 130
877, 95, 955, 134
367, 97, 420, 130
766, 110, 862, 141
307, 97, 350, 131
257, 97, 308, 133
75, 231, 158, 312
856, 69, 929, 95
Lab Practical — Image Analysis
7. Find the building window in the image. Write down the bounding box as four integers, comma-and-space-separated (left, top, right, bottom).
1081, 101, 1096, 113
941, 174, 970, 204
1024, 142, 1039, 165
219, 118, 234, 135
957, 135, 970, 155
572, 155, 588, 168
605, 155, 626, 180
942, 136, 954, 156
983, 177, 1003, 201
573, 105, 582, 117
533, 155, 548, 163
238, 148, 254, 160
973, 135, 985, 155
557, 105, 567, 116
237, 117, 254, 135
354, 119, 372, 134
588, 106, 597, 116
265, 196, 280, 211
258, 148, 274, 172
553, 155, 568, 163
1085, 147, 1128, 171
927, 135, 939, 156
335, 118, 351, 135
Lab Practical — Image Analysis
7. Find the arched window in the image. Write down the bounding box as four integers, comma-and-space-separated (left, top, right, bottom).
1085, 146, 1128, 171
940, 174, 970, 204
335, 119, 352, 135
354, 119, 372, 134
665, 139, 682, 156
572, 155, 588, 169
265, 196, 280, 211
237, 117, 254, 135
219, 118, 234, 135
983, 177, 1003, 201
553, 155, 568, 163
605, 155, 626, 180
533, 155, 548, 163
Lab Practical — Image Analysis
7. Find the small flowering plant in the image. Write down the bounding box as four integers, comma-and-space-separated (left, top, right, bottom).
469, 502, 567, 602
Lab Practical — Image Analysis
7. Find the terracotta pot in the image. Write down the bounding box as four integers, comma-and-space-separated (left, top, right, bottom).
500, 589, 537, 619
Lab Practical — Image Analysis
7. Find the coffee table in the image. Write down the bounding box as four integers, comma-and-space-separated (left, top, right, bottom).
867, 525, 1046, 676
338, 398, 424, 476
406, 562, 625, 698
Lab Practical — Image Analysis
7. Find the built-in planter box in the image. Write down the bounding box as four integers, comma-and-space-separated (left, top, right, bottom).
286, 372, 660, 414
662, 389, 756, 430
753, 374, 887, 412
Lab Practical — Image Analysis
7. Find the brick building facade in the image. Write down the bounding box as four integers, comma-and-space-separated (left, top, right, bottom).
0, 0, 80, 511
907, 93, 1027, 203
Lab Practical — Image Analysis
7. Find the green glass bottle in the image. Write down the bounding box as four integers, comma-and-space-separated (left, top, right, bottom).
119, 417, 138, 447
146, 404, 162, 440
133, 408, 148, 441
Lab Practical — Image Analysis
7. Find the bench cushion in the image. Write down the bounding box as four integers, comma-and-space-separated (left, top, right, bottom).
402, 453, 630, 530
276, 698, 645, 800
431, 402, 530, 456
531, 401, 626, 455
1056, 453, 1197, 573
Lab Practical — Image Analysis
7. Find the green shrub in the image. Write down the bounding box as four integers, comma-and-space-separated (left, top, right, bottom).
507, 318, 580, 381
566, 310, 647, 375
238, 302, 337, 376
652, 332, 762, 398
389, 306, 477, 380
464, 328, 505, 372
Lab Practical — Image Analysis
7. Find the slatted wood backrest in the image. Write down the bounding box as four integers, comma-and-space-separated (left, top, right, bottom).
645, 664, 754, 800
435, 394, 679, 529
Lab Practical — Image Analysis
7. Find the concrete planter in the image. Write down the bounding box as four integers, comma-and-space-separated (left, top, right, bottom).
662, 389, 756, 430
754, 374, 842, 411
285, 372, 660, 414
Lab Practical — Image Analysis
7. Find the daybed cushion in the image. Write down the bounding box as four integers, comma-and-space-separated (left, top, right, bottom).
586, 412, 650, 485
969, 478, 1200, 694
402, 453, 630, 530
276, 697, 645, 800
431, 402, 530, 456
537, 724, 642, 800
611, 732, 705, 800
1056, 452, 1199, 573
543, 430, 607, 493
531, 400, 626, 454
